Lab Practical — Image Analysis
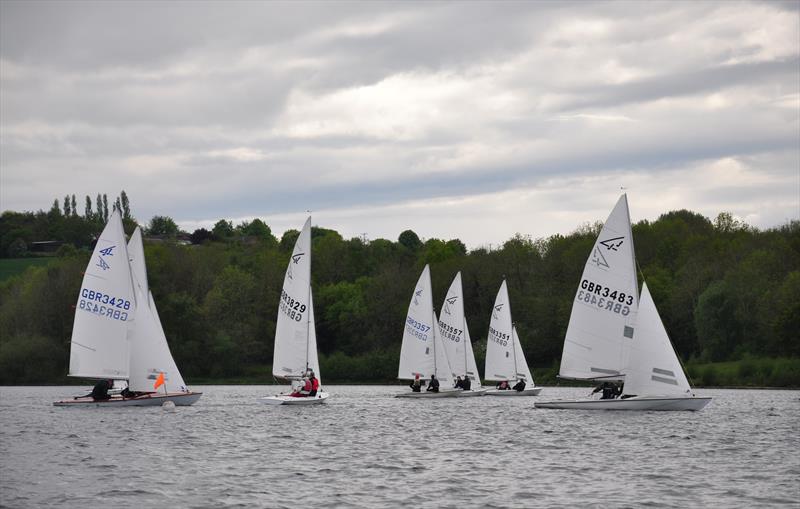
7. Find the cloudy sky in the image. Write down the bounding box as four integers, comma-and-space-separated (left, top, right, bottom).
1, 1, 798, 247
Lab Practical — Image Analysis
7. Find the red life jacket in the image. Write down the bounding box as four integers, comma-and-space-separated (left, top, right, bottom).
311, 377, 319, 391
303, 379, 312, 391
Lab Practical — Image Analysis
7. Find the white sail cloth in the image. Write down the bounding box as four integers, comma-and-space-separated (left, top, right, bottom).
272, 217, 321, 383
398, 265, 454, 389
484, 280, 534, 385
438, 272, 482, 385
69, 208, 135, 379
559, 194, 639, 381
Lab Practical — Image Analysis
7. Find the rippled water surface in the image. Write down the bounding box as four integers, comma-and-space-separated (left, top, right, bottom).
1, 386, 798, 508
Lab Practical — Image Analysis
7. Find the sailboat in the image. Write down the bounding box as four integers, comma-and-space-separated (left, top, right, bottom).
536, 194, 711, 411
54, 210, 201, 406
396, 265, 458, 398
259, 217, 329, 405
438, 272, 486, 396
484, 280, 541, 396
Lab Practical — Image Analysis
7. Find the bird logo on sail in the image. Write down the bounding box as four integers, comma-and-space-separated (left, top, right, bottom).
97, 257, 111, 271
287, 252, 305, 280
599, 237, 624, 251
493, 303, 504, 319
413, 288, 423, 306
591, 247, 609, 269
99, 246, 115, 256
444, 295, 458, 315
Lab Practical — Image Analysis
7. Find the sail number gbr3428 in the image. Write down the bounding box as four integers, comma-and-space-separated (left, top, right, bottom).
577, 279, 632, 316
279, 289, 307, 322
77, 287, 131, 321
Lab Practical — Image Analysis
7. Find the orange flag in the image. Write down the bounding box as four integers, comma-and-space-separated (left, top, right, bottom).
154, 372, 165, 390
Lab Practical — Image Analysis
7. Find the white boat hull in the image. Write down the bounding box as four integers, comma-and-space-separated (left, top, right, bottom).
395, 389, 460, 398
535, 396, 712, 411
53, 392, 202, 407
258, 391, 330, 405
485, 387, 542, 396
453, 388, 488, 397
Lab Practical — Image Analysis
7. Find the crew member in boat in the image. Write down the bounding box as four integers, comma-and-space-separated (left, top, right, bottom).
512, 378, 526, 392
289, 376, 312, 397
308, 370, 319, 397
409, 374, 422, 392
88, 379, 113, 401
454, 376, 464, 389
593, 382, 620, 399
496, 380, 510, 390
426, 374, 440, 393
462, 375, 471, 391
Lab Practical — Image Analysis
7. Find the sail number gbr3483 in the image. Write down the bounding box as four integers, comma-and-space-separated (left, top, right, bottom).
279, 289, 307, 322
576, 279, 632, 316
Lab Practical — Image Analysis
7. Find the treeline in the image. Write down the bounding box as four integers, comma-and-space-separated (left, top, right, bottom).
0, 200, 798, 385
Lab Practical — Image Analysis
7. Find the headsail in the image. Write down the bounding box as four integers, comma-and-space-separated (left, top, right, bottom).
126, 227, 188, 393
273, 217, 314, 380
621, 283, 691, 397
512, 326, 535, 386
68, 208, 134, 379
558, 194, 639, 381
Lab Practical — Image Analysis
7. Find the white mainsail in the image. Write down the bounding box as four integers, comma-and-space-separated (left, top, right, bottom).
398, 265, 454, 389
439, 272, 482, 385
484, 280, 515, 381
558, 194, 639, 381
622, 283, 692, 398
68, 208, 135, 379
126, 227, 188, 393
272, 217, 317, 380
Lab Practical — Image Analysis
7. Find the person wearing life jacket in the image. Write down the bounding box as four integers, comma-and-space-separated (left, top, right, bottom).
512, 378, 526, 392
462, 375, 472, 391
289, 377, 310, 397
308, 370, 319, 397
496, 380, 510, 390
409, 374, 422, 392
89, 379, 113, 401
426, 374, 440, 393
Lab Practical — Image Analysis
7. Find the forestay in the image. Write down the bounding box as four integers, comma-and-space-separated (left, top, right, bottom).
398, 265, 453, 389
272, 217, 317, 380
559, 194, 639, 381
621, 283, 691, 398
127, 227, 188, 393
68, 208, 134, 379
439, 272, 481, 384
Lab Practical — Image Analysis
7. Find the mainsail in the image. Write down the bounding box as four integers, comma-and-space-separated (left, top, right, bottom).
439, 272, 481, 385
68, 208, 134, 379
398, 265, 454, 389
485, 281, 534, 385
272, 217, 318, 380
558, 194, 639, 381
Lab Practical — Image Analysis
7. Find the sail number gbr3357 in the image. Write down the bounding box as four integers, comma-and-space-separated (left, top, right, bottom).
576, 279, 633, 316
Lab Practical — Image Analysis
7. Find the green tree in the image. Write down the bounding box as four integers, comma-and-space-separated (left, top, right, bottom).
398, 229, 422, 251
63, 195, 71, 216
120, 190, 131, 219
84, 195, 93, 219
212, 219, 234, 239
147, 216, 179, 236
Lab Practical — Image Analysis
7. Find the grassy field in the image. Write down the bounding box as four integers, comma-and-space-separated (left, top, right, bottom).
0, 257, 54, 282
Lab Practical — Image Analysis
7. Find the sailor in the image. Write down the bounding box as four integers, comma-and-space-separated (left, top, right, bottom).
512, 378, 526, 392
496, 380, 510, 390
308, 370, 319, 397
593, 382, 617, 399
454, 376, 464, 389
426, 374, 440, 393
409, 374, 422, 392
90, 379, 113, 401
462, 375, 472, 391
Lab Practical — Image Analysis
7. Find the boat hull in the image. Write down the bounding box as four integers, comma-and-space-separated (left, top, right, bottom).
395, 389, 460, 398
258, 391, 330, 405
535, 396, 712, 411
453, 388, 488, 397
53, 392, 202, 407
485, 387, 542, 396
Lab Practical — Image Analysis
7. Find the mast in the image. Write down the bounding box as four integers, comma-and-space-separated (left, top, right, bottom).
305, 215, 312, 374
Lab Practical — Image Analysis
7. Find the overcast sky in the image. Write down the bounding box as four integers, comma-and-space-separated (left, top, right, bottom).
1, 1, 798, 247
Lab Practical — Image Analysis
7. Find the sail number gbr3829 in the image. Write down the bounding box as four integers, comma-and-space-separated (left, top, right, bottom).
576, 279, 633, 316
279, 289, 307, 322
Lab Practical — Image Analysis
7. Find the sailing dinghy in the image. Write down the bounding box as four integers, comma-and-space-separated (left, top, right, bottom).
438, 272, 486, 396
259, 217, 329, 405
535, 194, 711, 411
54, 213, 201, 407
396, 265, 458, 398
484, 280, 541, 396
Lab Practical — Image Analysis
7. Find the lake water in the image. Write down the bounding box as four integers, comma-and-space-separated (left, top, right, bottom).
1, 386, 798, 508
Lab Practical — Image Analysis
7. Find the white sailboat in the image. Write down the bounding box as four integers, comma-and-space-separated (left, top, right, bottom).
55, 211, 201, 406
438, 272, 486, 396
484, 280, 541, 396
536, 194, 711, 411
259, 217, 329, 405
396, 265, 458, 398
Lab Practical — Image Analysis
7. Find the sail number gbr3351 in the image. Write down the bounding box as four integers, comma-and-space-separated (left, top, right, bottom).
577, 279, 632, 316
279, 289, 307, 322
